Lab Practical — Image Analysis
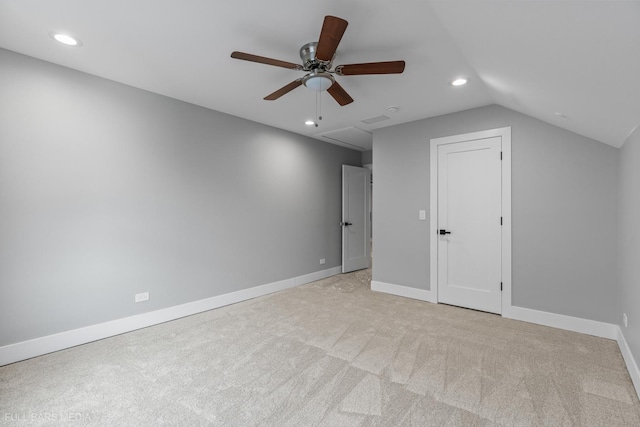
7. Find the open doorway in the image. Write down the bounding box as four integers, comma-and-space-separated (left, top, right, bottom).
341, 165, 371, 273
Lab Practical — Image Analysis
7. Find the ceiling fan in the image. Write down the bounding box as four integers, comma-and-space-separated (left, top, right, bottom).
230, 16, 405, 106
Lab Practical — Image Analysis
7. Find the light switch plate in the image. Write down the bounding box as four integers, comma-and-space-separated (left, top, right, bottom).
419, 210, 426, 220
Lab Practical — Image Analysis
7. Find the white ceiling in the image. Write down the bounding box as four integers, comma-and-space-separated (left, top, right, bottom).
1, 0, 638, 150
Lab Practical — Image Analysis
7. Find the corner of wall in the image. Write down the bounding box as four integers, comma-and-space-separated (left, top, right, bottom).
617, 326, 640, 399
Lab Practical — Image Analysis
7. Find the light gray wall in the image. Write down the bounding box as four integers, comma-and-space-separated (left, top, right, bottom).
0, 49, 361, 346
373, 105, 618, 323
619, 126, 640, 365
362, 150, 373, 165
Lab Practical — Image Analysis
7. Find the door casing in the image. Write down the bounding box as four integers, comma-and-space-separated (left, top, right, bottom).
429, 127, 512, 316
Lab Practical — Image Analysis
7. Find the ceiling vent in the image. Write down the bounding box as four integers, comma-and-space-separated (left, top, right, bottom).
361, 115, 390, 125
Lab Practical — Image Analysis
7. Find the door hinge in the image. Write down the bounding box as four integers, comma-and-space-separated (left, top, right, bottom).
501, 282, 503, 291
500, 217, 503, 225
500, 151, 503, 160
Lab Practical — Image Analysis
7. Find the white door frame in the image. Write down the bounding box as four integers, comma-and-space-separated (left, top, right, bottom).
429, 127, 512, 316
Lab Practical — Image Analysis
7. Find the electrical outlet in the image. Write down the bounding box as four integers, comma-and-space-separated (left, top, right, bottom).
623, 313, 628, 328
135, 292, 149, 303
320, 258, 326, 265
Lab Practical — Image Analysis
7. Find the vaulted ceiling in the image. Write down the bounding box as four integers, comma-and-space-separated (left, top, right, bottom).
1, 0, 638, 150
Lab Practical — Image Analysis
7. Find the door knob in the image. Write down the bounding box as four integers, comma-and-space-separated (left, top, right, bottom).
341, 222, 353, 227
439, 229, 451, 235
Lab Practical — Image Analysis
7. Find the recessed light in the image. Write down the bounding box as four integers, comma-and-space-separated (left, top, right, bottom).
451, 78, 468, 86
52, 33, 81, 46
305, 120, 315, 126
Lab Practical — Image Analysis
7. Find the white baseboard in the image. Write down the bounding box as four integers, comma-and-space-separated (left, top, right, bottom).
505, 305, 618, 339
371, 280, 435, 303
0, 266, 342, 367
617, 326, 640, 399
294, 267, 341, 286
371, 282, 617, 340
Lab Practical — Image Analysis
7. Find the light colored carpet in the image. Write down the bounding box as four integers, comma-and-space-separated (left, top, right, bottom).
1, 268, 639, 426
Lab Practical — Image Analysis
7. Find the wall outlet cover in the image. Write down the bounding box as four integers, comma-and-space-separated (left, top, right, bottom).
135, 292, 150, 303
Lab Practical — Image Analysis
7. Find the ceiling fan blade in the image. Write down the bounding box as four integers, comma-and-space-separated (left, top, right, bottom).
231, 51, 301, 70
264, 79, 303, 100
336, 61, 406, 76
316, 16, 348, 62
327, 81, 354, 106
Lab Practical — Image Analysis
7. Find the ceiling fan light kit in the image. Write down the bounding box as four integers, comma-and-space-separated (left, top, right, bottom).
302, 70, 335, 92
231, 15, 406, 106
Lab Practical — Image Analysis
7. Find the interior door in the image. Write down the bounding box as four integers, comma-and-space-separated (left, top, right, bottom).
437, 137, 502, 314
342, 165, 371, 273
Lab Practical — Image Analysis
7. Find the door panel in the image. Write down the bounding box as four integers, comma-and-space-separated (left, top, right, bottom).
342, 165, 371, 273
437, 137, 502, 314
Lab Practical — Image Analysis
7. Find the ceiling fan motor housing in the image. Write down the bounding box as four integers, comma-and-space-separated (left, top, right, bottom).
300, 42, 333, 71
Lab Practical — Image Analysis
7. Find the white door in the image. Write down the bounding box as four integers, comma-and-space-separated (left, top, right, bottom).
437, 137, 502, 314
342, 165, 371, 273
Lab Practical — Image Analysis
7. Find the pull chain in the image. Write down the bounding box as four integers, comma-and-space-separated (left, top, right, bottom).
314, 92, 324, 128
